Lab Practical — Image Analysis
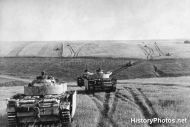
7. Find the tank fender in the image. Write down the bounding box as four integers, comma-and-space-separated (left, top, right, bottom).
71, 91, 77, 118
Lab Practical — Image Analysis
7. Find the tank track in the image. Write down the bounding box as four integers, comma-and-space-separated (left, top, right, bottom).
7, 112, 17, 127
19, 122, 61, 127
60, 110, 71, 126
7, 111, 71, 127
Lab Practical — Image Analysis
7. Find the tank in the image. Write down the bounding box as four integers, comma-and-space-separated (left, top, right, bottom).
84, 77, 117, 93
6, 76, 77, 127
77, 74, 117, 90
81, 61, 137, 93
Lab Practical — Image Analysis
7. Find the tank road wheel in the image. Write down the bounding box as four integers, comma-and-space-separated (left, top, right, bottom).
7, 112, 17, 127
60, 110, 71, 127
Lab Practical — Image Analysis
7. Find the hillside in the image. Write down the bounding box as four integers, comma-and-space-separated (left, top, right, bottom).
1, 40, 190, 58
0, 57, 190, 81
0, 57, 190, 126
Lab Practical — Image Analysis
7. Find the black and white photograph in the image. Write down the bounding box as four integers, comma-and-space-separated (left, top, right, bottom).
0, 0, 190, 126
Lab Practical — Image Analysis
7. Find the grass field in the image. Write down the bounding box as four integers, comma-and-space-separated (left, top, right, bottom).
0, 57, 190, 81
1, 40, 190, 59
1, 77, 190, 127
0, 77, 15, 83
0, 57, 190, 127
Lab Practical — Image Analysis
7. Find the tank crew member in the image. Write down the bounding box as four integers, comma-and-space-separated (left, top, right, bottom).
40, 71, 47, 79
47, 75, 56, 83
30, 71, 48, 86
36, 71, 47, 80
83, 69, 94, 78
96, 68, 104, 78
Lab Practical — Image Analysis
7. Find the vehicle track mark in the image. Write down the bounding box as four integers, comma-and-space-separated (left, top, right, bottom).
7, 43, 28, 56
103, 92, 110, 117
124, 87, 162, 127
116, 92, 133, 102
94, 94, 104, 102
109, 90, 119, 116
137, 88, 158, 117
38, 43, 49, 56
91, 92, 118, 127
115, 91, 139, 109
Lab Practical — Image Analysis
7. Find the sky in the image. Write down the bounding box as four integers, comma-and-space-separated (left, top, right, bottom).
0, 0, 190, 41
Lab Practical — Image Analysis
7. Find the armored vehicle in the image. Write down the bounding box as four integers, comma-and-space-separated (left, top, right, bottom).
81, 61, 137, 93
84, 77, 117, 93
77, 69, 93, 87
6, 74, 76, 127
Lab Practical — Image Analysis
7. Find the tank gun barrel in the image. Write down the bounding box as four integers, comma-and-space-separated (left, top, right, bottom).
111, 61, 141, 76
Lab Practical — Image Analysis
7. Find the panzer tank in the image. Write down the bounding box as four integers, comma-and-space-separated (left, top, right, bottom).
82, 61, 137, 94
6, 75, 77, 127
84, 77, 117, 93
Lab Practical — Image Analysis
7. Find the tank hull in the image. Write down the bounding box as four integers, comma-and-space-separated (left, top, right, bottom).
7, 90, 77, 127
84, 78, 117, 93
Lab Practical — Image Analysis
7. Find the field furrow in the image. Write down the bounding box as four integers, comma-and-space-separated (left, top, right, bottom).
108, 90, 119, 118
7, 43, 29, 56
125, 87, 162, 127
90, 92, 118, 127
1, 71, 190, 127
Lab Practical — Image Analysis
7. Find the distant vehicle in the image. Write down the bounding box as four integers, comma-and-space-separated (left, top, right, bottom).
6, 73, 77, 127
77, 69, 94, 87
77, 61, 137, 93
154, 42, 171, 56
54, 48, 60, 51
84, 77, 117, 93
138, 42, 172, 59
184, 40, 190, 44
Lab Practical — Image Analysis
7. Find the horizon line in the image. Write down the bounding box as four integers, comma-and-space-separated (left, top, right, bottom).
0, 39, 188, 42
